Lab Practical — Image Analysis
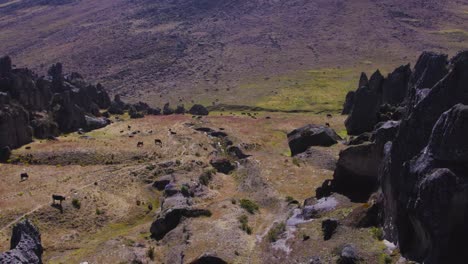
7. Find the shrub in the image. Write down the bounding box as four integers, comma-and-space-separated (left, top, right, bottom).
199, 170, 214, 186
231, 198, 237, 205
147, 246, 155, 260
96, 208, 103, 215
267, 222, 286, 242
72, 199, 81, 209
238, 215, 252, 235
285, 196, 295, 203
240, 199, 259, 214
292, 158, 301, 167
370, 227, 384, 241
181, 185, 190, 197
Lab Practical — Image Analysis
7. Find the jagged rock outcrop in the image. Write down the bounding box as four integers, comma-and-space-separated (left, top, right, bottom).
108, 95, 125, 115
0, 102, 32, 149
0, 219, 43, 264
392, 104, 468, 263
0, 56, 113, 152
189, 104, 209, 116
344, 71, 382, 135
333, 50, 468, 264
382, 64, 411, 106
288, 124, 341, 156
341, 91, 355, 115
50, 91, 86, 133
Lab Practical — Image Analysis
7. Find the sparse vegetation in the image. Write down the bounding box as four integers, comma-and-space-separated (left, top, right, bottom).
199, 169, 214, 186
286, 196, 295, 203
370, 227, 384, 241
292, 158, 301, 167
240, 199, 259, 214
267, 222, 286, 242
238, 215, 252, 235
147, 246, 155, 260
72, 199, 81, 209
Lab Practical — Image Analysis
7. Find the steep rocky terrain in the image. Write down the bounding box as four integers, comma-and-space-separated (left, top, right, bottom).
321, 50, 468, 264
0, 0, 467, 108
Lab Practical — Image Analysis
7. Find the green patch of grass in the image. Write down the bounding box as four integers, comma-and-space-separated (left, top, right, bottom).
431, 29, 468, 42
267, 222, 286, 242
370, 227, 384, 241
252, 68, 359, 112
239, 199, 259, 214
378, 253, 393, 264
238, 215, 252, 235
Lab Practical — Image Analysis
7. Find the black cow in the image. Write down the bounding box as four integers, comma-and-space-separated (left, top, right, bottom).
137, 142, 144, 147
52, 194, 66, 205
327, 114, 333, 118
155, 139, 162, 146
20, 173, 29, 181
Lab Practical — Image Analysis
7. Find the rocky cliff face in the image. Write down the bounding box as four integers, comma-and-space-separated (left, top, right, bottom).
0, 219, 43, 264
331, 50, 468, 263
0, 56, 112, 151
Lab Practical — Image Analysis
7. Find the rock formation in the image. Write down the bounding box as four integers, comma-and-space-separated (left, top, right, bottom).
0, 219, 43, 264
0, 56, 112, 153
328, 50, 468, 263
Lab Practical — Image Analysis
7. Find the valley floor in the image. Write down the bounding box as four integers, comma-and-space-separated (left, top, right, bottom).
0, 112, 396, 263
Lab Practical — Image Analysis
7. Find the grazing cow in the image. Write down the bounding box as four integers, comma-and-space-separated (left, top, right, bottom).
137, 142, 144, 147
128, 125, 132, 130
325, 123, 330, 127
52, 194, 66, 205
20, 173, 29, 181
148, 130, 153, 134
155, 139, 162, 146
120, 130, 124, 133
170, 131, 177, 135
327, 114, 333, 118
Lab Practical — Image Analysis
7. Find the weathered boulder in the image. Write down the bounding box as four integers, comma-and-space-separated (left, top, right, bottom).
189, 104, 209, 116
50, 92, 86, 133
150, 194, 211, 240
0, 146, 11, 162
0, 219, 43, 264
163, 103, 174, 115
227, 146, 250, 159
288, 124, 341, 156
30, 116, 60, 139
190, 254, 227, 264
338, 244, 359, 264
322, 218, 339, 240
332, 143, 381, 202
129, 106, 144, 119
175, 104, 185, 114
108, 95, 126, 115
153, 174, 174, 191
210, 158, 235, 174
84, 115, 109, 131
0, 103, 32, 149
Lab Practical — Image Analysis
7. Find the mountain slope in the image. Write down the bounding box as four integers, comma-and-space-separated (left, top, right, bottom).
0, 0, 467, 110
